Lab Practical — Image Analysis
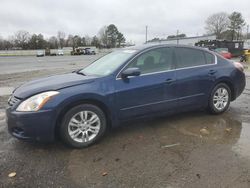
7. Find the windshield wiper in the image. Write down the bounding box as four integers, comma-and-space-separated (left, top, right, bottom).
76, 71, 86, 76
73, 69, 86, 76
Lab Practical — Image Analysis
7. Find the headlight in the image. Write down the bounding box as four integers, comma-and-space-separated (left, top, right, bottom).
16, 91, 59, 112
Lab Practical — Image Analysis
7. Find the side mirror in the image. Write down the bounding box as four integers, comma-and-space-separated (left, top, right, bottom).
121, 67, 141, 79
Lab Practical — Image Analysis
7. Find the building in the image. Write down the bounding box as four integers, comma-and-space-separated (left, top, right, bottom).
147, 35, 216, 46
244, 39, 250, 49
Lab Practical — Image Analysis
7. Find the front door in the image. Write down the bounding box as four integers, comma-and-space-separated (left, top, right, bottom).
115, 47, 177, 119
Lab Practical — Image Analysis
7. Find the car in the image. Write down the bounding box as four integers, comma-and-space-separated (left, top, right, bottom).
57, 49, 64, 56
84, 48, 96, 55
6, 44, 245, 148
36, 50, 45, 57
214, 48, 232, 59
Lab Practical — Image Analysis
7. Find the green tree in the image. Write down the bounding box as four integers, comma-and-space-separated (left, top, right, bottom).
73, 35, 82, 47
28, 34, 47, 49
91, 36, 100, 47
167, 33, 186, 39
98, 24, 126, 48
147, 38, 160, 42
117, 32, 125, 47
228, 12, 245, 40
106, 24, 119, 48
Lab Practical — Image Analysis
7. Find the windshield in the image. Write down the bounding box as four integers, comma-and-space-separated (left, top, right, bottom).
79, 50, 137, 76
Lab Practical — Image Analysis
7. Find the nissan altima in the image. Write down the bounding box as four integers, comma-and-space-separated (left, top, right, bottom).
6, 44, 245, 148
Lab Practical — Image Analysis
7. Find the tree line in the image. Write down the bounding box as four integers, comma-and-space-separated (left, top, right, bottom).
0, 24, 126, 50
205, 11, 247, 40
148, 11, 248, 43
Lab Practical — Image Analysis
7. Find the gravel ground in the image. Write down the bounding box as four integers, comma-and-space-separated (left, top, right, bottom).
0, 56, 250, 188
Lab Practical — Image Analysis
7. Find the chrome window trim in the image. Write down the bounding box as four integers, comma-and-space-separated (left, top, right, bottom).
116, 47, 217, 80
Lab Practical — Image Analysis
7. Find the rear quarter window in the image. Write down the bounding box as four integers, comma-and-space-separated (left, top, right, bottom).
204, 52, 215, 64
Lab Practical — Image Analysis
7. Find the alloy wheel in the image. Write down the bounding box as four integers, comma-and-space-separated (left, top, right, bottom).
213, 87, 229, 111
68, 111, 101, 143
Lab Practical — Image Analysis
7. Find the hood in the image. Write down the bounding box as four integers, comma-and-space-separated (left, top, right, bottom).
13, 73, 97, 98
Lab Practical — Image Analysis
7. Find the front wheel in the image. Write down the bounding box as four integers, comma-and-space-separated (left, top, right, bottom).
60, 104, 107, 148
208, 83, 231, 114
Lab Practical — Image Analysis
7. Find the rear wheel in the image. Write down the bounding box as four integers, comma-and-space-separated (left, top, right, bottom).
208, 83, 231, 114
60, 104, 107, 148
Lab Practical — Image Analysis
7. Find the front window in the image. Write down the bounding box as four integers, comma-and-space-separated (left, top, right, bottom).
79, 50, 137, 76
127, 47, 174, 74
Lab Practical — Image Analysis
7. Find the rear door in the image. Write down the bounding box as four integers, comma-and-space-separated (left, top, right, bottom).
115, 47, 177, 119
174, 47, 216, 109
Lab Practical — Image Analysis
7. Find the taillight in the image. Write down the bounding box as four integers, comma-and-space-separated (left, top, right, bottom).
233, 62, 244, 72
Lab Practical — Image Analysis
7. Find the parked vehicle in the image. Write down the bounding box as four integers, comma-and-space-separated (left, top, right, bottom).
71, 47, 85, 55
6, 44, 245, 148
49, 49, 64, 56
214, 48, 232, 59
195, 40, 244, 57
240, 49, 250, 62
36, 50, 45, 57
84, 48, 96, 55
57, 49, 64, 56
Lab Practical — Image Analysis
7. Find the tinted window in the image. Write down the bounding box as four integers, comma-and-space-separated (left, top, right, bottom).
127, 48, 173, 74
175, 48, 206, 68
204, 52, 215, 64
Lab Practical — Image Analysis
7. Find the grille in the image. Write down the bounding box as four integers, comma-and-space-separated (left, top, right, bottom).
8, 96, 20, 107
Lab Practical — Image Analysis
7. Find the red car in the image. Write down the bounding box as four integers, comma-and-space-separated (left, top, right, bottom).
214, 48, 232, 59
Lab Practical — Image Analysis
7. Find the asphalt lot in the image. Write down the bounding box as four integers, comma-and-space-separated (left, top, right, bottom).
0, 55, 250, 188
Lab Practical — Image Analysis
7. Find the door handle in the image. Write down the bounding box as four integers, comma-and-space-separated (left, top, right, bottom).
208, 70, 217, 75
165, 78, 175, 84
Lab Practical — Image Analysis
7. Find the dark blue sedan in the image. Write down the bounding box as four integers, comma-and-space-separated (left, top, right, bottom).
6, 44, 245, 148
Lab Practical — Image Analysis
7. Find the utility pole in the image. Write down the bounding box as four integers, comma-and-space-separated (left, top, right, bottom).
145, 26, 148, 44
247, 25, 249, 40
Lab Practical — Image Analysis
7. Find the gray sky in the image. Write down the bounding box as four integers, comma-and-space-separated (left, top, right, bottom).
0, 0, 249, 44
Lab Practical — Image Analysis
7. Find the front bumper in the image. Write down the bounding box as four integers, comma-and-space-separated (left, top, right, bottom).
6, 108, 57, 142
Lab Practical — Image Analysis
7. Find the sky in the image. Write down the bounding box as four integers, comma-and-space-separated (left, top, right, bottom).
0, 0, 249, 44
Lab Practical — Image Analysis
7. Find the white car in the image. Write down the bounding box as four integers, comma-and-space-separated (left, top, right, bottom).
57, 50, 64, 56
36, 50, 45, 57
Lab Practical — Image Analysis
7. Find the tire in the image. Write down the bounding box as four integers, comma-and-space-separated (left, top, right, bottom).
208, 83, 231, 114
60, 104, 107, 148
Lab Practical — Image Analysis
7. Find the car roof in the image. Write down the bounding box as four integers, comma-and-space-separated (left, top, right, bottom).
125, 43, 209, 52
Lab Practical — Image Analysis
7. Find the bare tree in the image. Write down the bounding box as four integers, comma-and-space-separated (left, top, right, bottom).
13, 30, 31, 49
84, 35, 92, 46
66, 34, 74, 47
98, 26, 108, 47
48, 36, 58, 49
205, 12, 229, 39
57, 31, 66, 49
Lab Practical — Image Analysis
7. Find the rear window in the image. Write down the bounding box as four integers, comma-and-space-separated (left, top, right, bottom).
175, 48, 206, 68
